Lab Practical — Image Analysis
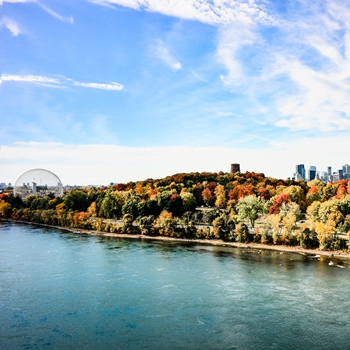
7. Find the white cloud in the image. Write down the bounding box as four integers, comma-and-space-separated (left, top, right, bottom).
74, 81, 124, 91
216, 24, 257, 86
3, 0, 35, 2
191, 70, 208, 82
3, 74, 60, 84
2, 135, 350, 185
92, 0, 273, 26
36, 1, 74, 23
4, 0, 73, 23
3, 17, 21, 36
3, 74, 124, 91
153, 40, 181, 71
88, 0, 117, 9
266, 1, 350, 132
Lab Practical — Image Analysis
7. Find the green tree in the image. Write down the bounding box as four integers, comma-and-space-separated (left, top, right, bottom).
63, 190, 88, 212
156, 190, 172, 210
180, 192, 197, 212
98, 190, 126, 218
6, 194, 24, 209
236, 195, 265, 228
122, 194, 141, 218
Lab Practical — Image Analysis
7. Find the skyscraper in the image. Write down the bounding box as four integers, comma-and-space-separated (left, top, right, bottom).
295, 164, 305, 180
309, 166, 316, 181
343, 164, 350, 179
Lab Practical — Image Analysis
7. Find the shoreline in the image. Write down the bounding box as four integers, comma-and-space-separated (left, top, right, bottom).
2, 218, 350, 260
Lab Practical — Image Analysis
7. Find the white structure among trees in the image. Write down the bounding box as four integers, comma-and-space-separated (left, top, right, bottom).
14, 169, 63, 198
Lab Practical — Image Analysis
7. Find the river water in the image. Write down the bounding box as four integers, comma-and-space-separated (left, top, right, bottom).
1, 222, 350, 349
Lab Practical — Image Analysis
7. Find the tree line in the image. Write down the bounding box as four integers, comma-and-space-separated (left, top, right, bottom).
1, 171, 350, 251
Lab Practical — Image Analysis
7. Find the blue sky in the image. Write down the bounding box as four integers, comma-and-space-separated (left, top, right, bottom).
2, 0, 350, 185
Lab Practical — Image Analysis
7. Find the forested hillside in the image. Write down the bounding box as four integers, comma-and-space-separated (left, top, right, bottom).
1, 171, 350, 251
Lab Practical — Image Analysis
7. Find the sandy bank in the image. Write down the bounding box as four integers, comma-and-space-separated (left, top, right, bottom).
2, 218, 350, 260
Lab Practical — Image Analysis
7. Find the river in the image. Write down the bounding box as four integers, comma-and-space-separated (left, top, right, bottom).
1, 222, 350, 349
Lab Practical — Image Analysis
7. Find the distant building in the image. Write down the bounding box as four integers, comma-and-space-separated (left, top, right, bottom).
319, 171, 328, 182
32, 182, 37, 195
339, 169, 344, 180
295, 164, 305, 180
309, 166, 316, 181
14, 169, 63, 198
230, 163, 240, 173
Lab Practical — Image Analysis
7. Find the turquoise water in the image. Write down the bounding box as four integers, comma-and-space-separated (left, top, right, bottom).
1, 222, 350, 349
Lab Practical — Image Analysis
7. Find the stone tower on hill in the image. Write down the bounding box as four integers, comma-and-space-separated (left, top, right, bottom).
230, 163, 240, 173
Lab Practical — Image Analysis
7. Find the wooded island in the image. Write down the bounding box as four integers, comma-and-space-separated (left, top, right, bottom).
1, 171, 350, 251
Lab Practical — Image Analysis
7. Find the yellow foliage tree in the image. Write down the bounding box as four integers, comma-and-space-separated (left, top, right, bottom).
214, 184, 227, 208
281, 212, 297, 244
0, 200, 12, 218
87, 201, 97, 217
264, 214, 281, 244
154, 210, 177, 236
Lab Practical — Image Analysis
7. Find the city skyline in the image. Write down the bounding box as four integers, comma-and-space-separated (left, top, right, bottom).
2, 0, 350, 185
2, 161, 350, 189
294, 163, 350, 182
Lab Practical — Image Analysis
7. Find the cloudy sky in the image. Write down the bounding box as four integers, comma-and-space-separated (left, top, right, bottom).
2, 0, 350, 185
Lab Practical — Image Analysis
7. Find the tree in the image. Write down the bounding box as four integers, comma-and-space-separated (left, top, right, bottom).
279, 185, 306, 208
6, 193, 24, 209
139, 215, 155, 235
236, 195, 265, 228
268, 194, 289, 214
307, 199, 344, 250
214, 184, 227, 208
122, 214, 136, 234
279, 202, 301, 221
180, 190, 197, 212
156, 190, 172, 210
144, 199, 161, 216
100, 193, 118, 218
87, 201, 97, 217
0, 200, 12, 218
154, 210, 177, 236
64, 190, 88, 212
122, 194, 141, 218
336, 184, 348, 199
202, 188, 214, 207
164, 193, 183, 216
306, 186, 321, 205
98, 190, 126, 218
228, 184, 254, 203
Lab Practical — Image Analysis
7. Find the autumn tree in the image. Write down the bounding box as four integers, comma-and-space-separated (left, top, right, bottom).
268, 194, 289, 214
154, 210, 177, 236
228, 184, 254, 204
307, 199, 344, 250
0, 200, 12, 218
202, 188, 214, 207
214, 184, 227, 208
